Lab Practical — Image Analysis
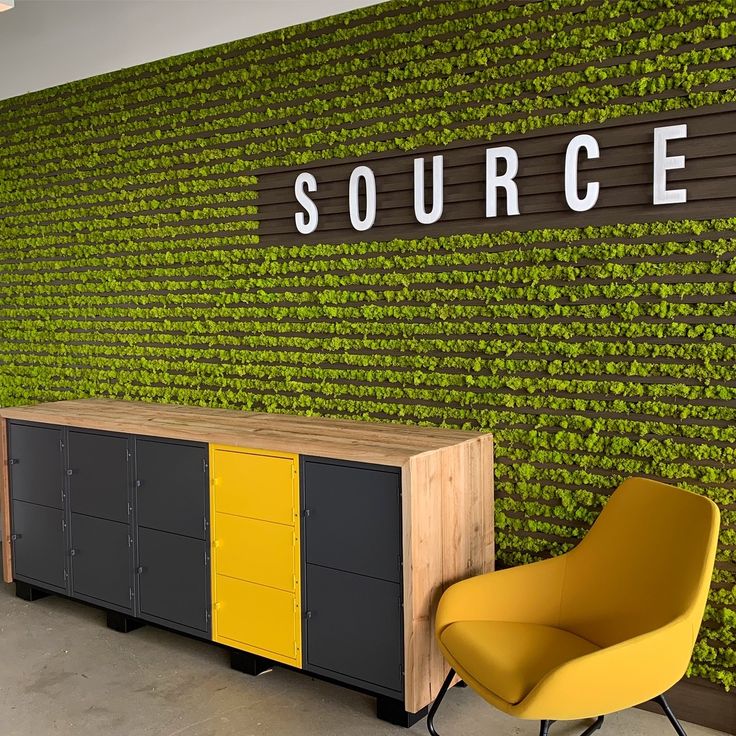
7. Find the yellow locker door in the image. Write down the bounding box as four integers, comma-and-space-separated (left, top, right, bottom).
210, 445, 301, 668
212, 447, 295, 524
214, 513, 295, 592
215, 576, 298, 662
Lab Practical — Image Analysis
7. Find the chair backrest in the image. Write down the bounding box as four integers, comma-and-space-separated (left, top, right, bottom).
559, 477, 720, 648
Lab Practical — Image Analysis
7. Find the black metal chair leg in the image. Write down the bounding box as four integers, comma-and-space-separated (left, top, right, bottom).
653, 695, 688, 736
540, 720, 554, 736
427, 668, 456, 736
580, 715, 605, 736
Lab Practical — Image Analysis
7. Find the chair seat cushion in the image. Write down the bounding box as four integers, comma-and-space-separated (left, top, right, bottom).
440, 620, 600, 705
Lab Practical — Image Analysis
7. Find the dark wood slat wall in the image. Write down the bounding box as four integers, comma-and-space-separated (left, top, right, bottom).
0, 1, 735, 718
257, 106, 736, 244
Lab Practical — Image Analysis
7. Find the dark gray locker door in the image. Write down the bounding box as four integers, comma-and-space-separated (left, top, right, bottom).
137, 527, 208, 633
305, 564, 402, 694
11, 500, 66, 591
8, 423, 63, 509
70, 514, 131, 610
303, 460, 401, 583
135, 439, 207, 539
68, 430, 129, 523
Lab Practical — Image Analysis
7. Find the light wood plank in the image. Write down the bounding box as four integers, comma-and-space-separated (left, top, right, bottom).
404, 451, 443, 713
0, 399, 482, 467
1, 419, 11, 583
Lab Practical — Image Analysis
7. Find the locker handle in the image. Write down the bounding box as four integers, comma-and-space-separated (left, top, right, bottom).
213, 540, 222, 549
214, 601, 222, 611
136, 566, 146, 574
135, 480, 142, 488
8, 458, 18, 465
66, 469, 74, 476
69, 548, 77, 556
10, 533, 21, 541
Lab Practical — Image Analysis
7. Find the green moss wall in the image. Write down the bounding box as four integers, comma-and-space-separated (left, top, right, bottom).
0, 0, 734, 688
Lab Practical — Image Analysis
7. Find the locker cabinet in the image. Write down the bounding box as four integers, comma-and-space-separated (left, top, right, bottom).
7, 422, 67, 593
70, 513, 132, 611
11, 500, 66, 593
302, 458, 403, 697
210, 445, 301, 667
68, 430, 129, 523
6, 425, 211, 636
134, 437, 210, 636
67, 430, 132, 612
1, 399, 494, 725
137, 527, 209, 634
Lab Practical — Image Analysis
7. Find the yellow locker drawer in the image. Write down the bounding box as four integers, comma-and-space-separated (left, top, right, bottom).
212, 447, 296, 525
214, 512, 296, 592
214, 575, 299, 665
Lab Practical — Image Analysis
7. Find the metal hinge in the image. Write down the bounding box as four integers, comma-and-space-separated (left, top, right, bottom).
126, 449, 131, 461
62, 520, 67, 531
63, 569, 69, 581
205, 609, 211, 622
202, 459, 208, 474
203, 516, 208, 534
203, 550, 209, 566
128, 535, 133, 548
129, 587, 134, 601
59, 439, 64, 452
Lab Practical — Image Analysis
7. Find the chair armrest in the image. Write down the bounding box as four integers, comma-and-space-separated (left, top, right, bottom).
436, 554, 569, 635
518, 618, 695, 720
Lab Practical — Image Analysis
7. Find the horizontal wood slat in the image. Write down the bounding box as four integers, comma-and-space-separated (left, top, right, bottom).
258, 105, 736, 245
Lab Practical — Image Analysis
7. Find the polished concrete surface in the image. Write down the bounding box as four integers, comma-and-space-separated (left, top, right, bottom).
0, 582, 728, 736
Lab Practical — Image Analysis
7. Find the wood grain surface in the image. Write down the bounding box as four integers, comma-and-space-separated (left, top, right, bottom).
0, 398, 486, 467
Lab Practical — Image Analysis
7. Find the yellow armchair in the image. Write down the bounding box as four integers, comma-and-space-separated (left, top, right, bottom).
429, 477, 720, 736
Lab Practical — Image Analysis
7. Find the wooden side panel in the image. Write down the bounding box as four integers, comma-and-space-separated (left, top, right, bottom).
404, 435, 494, 713
1, 418, 11, 583
480, 435, 495, 575
403, 451, 443, 713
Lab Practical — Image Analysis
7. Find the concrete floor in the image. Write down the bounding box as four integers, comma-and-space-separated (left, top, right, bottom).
0, 582, 728, 736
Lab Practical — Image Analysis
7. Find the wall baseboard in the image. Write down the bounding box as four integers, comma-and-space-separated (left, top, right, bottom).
637, 677, 734, 735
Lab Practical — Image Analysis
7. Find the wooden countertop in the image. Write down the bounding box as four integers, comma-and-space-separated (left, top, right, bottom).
0, 399, 490, 467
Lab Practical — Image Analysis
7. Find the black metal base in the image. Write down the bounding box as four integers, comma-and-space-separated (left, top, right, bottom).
427, 668, 456, 736
106, 610, 144, 633
15, 581, 50, 601
230, 649, 273, 676
653, 695, 688, 736
377, 696, 427, 728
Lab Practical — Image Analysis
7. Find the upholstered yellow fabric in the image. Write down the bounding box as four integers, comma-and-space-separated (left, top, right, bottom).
440, 621, 599, 704
435, 477, 720, 721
